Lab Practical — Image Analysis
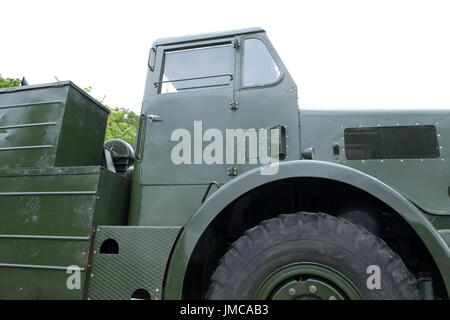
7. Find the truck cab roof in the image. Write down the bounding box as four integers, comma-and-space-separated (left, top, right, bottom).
152, 27, 265, 47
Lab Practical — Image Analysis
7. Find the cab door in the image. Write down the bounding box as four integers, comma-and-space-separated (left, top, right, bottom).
232, 34, 300, 175
140, 40, 236, 185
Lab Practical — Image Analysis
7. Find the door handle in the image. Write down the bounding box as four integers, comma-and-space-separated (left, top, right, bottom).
147, 114, 162, 123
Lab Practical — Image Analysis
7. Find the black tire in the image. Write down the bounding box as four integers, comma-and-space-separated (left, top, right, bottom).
206, 212, 421, 300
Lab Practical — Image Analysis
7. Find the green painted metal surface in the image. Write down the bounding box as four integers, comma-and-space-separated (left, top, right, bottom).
128, 28, 273, 227
86, 226, 181, 300
254, 262, 363, 300
2, 27, 450, 300
128, 185, 208, 226
0, 167, 129, 299
0, 81, 109, 169
163, 161, 450, 299
299, 109, 450, 215
127, 28, 450, 299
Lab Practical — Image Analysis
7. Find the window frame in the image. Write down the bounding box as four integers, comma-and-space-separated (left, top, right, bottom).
157, 39, 236, 95
239, 36, 284, 90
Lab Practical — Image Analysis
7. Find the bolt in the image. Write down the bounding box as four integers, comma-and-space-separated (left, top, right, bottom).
288, 288, 296, 296
308, 285, 317, 294
329, 296, 337, 300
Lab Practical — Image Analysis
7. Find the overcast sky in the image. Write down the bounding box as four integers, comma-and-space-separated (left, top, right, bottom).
2, 0, 450, 112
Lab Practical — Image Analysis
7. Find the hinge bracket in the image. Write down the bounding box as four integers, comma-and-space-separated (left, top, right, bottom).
233, 36, 241, 49
229, 101, 239, 111
227, 166, 238, 177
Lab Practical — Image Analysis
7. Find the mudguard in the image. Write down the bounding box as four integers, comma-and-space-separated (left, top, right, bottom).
164, 160, 450, 299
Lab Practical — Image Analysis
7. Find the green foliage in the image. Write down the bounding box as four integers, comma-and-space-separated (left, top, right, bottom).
0, 74, 21, 88
104, 107, 139, 146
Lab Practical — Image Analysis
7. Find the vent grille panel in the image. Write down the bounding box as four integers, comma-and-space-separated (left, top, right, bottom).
344, 125, 440, 160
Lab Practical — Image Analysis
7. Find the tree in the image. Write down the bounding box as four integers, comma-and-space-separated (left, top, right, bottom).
0, 74, 21, 88
55, 77, 139, 146
104, 107, 139, 146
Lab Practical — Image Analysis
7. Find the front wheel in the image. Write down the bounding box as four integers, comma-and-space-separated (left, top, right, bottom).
206, 212, 421, 300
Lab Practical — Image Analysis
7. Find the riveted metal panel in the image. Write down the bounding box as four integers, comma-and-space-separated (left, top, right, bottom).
87, 226, 181, 300
300, 109, 450, 215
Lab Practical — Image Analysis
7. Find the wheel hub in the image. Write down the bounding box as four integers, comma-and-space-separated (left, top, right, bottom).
254, 262, 363, 300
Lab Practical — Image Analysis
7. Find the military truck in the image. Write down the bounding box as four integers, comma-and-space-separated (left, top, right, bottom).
0, 27, 449, 300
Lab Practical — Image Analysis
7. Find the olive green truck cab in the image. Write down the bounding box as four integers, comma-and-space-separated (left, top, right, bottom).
0, 27, 449, 300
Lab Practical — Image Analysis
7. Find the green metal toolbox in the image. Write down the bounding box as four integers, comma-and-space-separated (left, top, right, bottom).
0, 81, 109, 169
0, 166, 130, 299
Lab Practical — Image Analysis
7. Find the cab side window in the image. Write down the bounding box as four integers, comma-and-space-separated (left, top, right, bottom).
242, 38, 281, 87
159, 44, 233, 94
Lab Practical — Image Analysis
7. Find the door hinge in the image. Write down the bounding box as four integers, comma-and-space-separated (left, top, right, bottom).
233, 36, 241, 49
227, 166, 238, 177
229, 100, 239, 111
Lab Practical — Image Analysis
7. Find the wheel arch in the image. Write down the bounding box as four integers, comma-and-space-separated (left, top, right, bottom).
163, 160, 450, 299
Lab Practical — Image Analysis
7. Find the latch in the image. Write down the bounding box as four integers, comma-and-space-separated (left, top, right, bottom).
333, 142, 340, 156
229, 101, 239, 111
272, 125, 287, 160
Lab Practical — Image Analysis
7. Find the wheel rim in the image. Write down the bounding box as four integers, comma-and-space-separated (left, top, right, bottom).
254, 262, 363, 300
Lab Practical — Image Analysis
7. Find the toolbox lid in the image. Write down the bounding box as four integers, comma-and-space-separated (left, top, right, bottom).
0, 81, 110, 169
0, 81, 110, 113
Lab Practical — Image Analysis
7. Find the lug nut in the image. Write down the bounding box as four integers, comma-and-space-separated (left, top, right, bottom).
308, 285, 317, 294
288, 288, 296, 296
